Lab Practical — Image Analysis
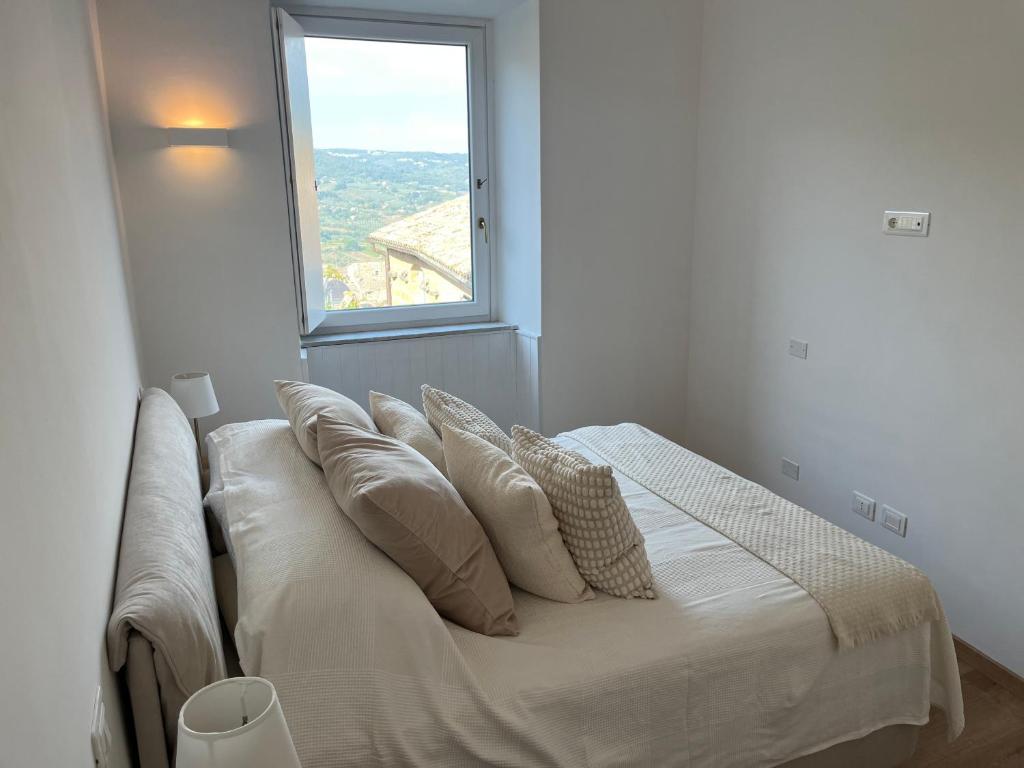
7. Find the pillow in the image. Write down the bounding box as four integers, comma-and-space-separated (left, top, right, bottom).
511, 426, 656, 599
274, 380, 376, 465
368, 391, 447, 476
443, 426, 593, 604
317, 414, 518, 636
421, 385, 511, 454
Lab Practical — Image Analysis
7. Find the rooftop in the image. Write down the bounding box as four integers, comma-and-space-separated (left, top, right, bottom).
367, 194, 471, 287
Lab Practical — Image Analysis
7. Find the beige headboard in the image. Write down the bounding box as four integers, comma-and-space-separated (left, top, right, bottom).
107, 388, 226, 768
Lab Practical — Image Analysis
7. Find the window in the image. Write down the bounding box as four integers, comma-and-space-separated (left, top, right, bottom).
274, 10, 492, 333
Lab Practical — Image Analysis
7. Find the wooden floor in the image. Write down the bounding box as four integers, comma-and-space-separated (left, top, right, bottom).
905, 647, 1024, 767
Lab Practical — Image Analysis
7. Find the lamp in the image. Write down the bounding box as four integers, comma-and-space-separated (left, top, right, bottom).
166, 127, 231, 147
176, 677, 301, 768
170, 372, 220, 444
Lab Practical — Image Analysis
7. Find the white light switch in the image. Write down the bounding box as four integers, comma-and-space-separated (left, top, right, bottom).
883, 211, 930, 237
789, 339, 809, 359
782, 458, 800, 481
881, 505, 908, 537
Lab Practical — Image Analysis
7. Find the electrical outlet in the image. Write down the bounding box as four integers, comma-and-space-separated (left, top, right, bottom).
788, 339, 809, 359
852, 491, 876, 521
91, 688, 111, 768
883, 210, 930, 237
781, 458, 800, 481
881, 505, 908, 537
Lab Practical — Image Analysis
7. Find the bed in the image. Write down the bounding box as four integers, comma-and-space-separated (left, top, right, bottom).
108, 389, 964, 767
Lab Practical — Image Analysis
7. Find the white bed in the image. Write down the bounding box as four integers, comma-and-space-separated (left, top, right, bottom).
206, 418, 963, 768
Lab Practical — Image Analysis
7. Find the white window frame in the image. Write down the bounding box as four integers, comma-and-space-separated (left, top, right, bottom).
276, 7, 494, 334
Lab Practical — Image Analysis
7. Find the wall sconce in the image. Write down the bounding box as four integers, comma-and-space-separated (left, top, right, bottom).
166, 127, 230, 147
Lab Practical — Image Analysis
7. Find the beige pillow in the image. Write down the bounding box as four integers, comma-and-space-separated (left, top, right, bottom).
443, 426, 593, 604
368, 391, 447, 476
317, 414, 518, 636
512, 426, 656, 599
421, 385, 511, 454
274, 380, 376, 465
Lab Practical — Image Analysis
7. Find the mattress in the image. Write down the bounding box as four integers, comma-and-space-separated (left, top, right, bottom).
207, 419, 962, 768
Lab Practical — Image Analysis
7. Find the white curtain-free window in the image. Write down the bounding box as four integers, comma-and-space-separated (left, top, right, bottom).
274, 9, 492, 333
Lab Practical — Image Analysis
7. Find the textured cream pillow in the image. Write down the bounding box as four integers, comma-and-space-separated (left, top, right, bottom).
443, 426, 593, 604
274, 380, 377, 466
421, 385, 511, 454
512, 426, 656, 599
368, 391, 447, 476
317, 414, 519, 636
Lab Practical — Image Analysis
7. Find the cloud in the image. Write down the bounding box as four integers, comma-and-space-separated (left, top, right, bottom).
305, 37, 470, 153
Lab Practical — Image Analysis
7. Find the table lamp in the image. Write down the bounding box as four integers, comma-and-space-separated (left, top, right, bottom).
176, 677, 301, 768
170, 372, 220, 444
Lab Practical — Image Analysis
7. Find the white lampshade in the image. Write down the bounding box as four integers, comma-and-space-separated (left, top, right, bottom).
170, 372, 220, 420
176, 677, 301, 768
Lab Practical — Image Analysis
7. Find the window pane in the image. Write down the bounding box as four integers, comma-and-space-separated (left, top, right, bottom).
305, 37, 472, 312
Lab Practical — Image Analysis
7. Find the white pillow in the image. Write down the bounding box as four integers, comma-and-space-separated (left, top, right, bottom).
274, 380, 377, 465
421, 385, 511, 454
443, 426, 593, 604
512, 426, 656, 599
369, 391, 447, 476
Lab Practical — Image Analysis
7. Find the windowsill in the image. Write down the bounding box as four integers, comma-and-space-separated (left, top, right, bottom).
301, 321, 516, 348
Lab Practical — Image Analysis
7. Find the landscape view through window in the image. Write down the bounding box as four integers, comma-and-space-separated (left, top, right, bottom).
305, 37, 473, 312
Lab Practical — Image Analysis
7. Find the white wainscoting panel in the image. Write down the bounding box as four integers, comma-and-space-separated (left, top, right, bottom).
514, 331, 541, 431
306, 328, 540, 432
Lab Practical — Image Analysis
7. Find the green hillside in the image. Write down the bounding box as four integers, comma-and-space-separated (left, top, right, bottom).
313, 148, 469, 269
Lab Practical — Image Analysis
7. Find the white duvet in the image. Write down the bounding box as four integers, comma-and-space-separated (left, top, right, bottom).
207, 419, 962, 768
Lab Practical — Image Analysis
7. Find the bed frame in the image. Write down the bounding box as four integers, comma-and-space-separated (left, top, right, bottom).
106, 389, 227, 768
108, 389, 920, 768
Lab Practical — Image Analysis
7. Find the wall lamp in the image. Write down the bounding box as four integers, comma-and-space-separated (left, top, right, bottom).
166, 127, 230, 147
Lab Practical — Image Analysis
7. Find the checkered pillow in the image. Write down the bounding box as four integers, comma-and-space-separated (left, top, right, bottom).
511, 426, 655, 599
421, 385, 511, 454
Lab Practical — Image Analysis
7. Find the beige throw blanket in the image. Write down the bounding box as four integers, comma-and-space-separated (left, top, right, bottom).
568, 423, 942, 649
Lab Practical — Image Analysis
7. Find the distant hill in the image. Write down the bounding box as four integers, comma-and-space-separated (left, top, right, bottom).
313, 148, 469, 269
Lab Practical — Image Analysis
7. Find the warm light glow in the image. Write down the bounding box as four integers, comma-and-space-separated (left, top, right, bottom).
145, 80, 242, 181
144, 80, 242, 133
160, 146, 233, 183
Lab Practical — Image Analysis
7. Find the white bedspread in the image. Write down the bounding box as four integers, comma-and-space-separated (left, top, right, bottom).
568, 423, 943, 651
208, 419, 963, 768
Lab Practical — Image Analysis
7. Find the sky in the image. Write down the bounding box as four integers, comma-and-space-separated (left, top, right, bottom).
305, 37, 470, 154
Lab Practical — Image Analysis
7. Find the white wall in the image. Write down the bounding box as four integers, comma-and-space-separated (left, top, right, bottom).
538, 0, 703, 440
0, 1, 140, 765
96, 0, 543, 437
688, 0, 1024, 676
96, 0, 304, 436
92, 0, 707, 447
95, 0, 706, 446
494, 0, 541, 335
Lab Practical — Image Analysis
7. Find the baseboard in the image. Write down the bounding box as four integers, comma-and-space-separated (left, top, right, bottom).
954, 635, 1024, 699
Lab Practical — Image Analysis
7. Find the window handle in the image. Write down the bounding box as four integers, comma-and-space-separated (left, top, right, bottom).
477, 216, 489, 244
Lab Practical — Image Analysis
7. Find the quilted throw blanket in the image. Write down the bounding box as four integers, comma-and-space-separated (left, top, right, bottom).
567, 423, 942, 649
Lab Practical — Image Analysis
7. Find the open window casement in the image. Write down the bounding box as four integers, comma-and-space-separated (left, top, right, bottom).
273, 9, 492, 332
274, 8, 326, 334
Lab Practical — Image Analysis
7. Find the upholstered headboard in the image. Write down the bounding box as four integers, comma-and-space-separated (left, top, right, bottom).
107, 388, 226, 768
